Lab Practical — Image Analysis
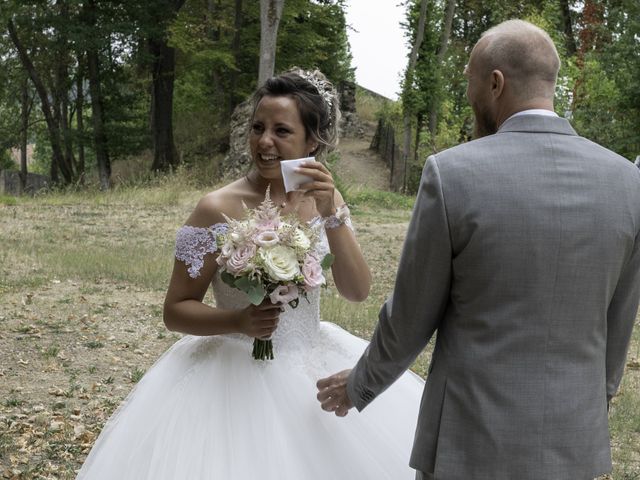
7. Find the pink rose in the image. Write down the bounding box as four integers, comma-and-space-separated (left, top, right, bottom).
216, 242, 234, 267
302, 253, 325, 289
226, 244, 256, 274
254, 230, 279, 247
269, 284, 299, 305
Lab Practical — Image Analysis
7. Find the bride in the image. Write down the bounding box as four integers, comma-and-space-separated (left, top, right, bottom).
76, 69, 424, 479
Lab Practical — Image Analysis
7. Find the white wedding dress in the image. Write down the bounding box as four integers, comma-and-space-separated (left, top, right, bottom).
76, 227, 425, 479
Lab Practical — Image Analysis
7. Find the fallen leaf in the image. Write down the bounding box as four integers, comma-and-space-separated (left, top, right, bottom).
48, 421, 63, 433
73, 424, 86, 438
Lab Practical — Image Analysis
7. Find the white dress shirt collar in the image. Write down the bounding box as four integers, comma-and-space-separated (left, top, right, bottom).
506, 109, 559, 122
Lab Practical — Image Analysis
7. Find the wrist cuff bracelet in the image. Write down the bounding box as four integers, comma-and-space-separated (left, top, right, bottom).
323, 204, 350, 229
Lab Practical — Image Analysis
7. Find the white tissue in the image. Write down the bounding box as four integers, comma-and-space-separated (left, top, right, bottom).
280, 157, 315, 193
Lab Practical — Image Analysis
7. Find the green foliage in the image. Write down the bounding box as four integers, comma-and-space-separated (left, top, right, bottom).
572, 56, 625, 151
129, 368, 146, 383
376, 97, 403, 126
222, 272, 267, 306
0, 195, 18, 206
348, 188, 415, 211
355, 85, 393, 123
397, 0, 640, 195
0, 150, 16, 171
277, 0, 354, 83
320, 253, 335, 270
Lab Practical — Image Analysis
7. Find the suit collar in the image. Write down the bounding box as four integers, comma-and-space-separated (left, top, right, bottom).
497, 114, 577, 136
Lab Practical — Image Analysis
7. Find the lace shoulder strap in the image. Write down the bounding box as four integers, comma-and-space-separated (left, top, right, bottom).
175, 223, 228, 278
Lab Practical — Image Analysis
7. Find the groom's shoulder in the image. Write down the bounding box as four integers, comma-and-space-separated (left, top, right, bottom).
429, 136, 497, 170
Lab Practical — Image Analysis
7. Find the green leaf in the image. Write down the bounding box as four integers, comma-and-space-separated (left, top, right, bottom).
220, 271, 237, 288
234, 275, 252, 292
248, 284, 266, 305
321, 253, 335, 270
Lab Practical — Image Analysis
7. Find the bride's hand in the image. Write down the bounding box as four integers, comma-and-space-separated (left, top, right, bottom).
237, 299, 282, 339
316, 369, 354, 417
294, 161, 336, 218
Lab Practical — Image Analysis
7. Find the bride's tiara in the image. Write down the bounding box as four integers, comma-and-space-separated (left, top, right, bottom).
297, 69, 335, 111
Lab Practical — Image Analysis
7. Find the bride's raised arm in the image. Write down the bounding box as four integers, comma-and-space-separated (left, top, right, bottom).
323, 189, 371, 302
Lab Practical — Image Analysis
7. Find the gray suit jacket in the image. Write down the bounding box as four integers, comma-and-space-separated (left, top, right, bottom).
348, 115, 640, 480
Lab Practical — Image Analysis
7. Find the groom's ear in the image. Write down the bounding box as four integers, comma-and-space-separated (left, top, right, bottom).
490, 69, 505, 99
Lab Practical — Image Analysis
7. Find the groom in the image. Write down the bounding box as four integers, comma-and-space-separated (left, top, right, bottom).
317, 19, 640, 480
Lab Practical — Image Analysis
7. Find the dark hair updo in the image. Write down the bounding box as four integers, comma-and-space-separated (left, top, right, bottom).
252, 68, 341, 161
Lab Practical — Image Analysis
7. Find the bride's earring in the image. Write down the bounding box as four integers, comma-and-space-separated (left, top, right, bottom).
309, 142, 319, 157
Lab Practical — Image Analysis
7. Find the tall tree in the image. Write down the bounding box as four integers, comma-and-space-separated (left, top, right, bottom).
19, 74, 31, 191
258, 0, 285, 85
399, 0, 428, 193
559, 0, 577, 55
148, 0, 186, 172
55, 0, 77, 183
75, 53, 86, 183
7, 17, 71, 184
230, 0, 244, 113
82, 0, 111, 189
276, 0, 354, 82
427, 0, 456, 138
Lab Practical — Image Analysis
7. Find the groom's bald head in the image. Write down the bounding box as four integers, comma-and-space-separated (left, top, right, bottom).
473, 20, 560, 101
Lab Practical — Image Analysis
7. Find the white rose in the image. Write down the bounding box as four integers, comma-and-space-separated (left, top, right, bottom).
292, 229, 311, 250
260, 246, 300, 281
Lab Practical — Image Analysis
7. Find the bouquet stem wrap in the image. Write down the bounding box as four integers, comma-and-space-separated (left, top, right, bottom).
252, 338, 274, 361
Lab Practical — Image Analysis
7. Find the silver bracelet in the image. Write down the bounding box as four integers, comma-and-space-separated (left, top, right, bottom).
323, 204, 351, 229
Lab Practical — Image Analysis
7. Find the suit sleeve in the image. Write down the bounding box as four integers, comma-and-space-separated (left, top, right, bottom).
347, 155, 452, 411
606, 230, 640, 403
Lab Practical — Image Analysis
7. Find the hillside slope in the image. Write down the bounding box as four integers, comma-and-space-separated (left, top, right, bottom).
334, 122, 390, 191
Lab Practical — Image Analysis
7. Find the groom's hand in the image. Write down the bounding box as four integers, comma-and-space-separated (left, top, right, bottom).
316, 369, 354, 417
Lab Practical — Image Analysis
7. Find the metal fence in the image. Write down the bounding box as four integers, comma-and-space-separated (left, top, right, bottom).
370, 118, 405, 192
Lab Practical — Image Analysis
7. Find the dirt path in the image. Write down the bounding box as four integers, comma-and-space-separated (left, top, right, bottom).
334, 121, 391, 191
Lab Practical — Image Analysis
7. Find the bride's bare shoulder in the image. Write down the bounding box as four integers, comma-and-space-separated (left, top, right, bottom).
186, 178, 249, 227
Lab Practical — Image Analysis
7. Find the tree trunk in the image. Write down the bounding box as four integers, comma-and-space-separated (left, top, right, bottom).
229, 0, 244, 114
258, 0, 285, 86
428, 0, 456, 138
149, 0, 186, 173
56, 45, 76, 181
560, 0, 577, 56
8, 19, 70, 185
85, 0, 111, 189
149, 38, 179, 172
397, 0, 428, 193
19, 76, 29, 192
59, 0, 76, 178
414, 113, 424, 164
76, 53, 86, 183
87, 49, 111, 190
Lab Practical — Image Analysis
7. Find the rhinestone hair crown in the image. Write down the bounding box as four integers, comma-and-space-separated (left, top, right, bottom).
297, 69, 334, 111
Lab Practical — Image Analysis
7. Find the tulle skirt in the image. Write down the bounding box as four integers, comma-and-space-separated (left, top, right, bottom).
76, 322, 425, 479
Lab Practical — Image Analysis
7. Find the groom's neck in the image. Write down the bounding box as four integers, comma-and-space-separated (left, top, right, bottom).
496, 98, 555, 128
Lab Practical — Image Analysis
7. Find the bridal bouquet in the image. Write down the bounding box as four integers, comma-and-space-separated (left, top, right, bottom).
216, 187, 334, 360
